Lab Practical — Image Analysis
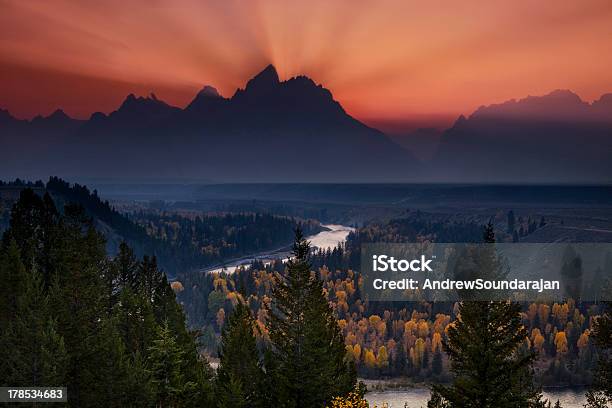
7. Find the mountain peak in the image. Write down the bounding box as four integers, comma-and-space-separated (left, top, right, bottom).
197, 85, 222, 98
48, 108, 70, 120
118, 93, 172, 111
470, 89, 591, 121
186, 86, 226, 114
593, 93, 612, 107
541, 89, 583, 104
0, 108, 16, 124
243, 64, 280, 94
110, 93, 179, 124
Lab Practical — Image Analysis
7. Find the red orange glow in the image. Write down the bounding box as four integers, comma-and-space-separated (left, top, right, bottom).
1, 0, 611, 131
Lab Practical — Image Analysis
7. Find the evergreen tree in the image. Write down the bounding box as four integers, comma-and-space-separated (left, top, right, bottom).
114, 287, 158, 357
2, 188, 47, 271
0, 240, 28, 330
216, 300, 265, 407
0, 263, 67, 387
216, 374, 248, 408
585, 300, 612, 406
95, 319, 143, 408
123, 351, 156, 407
430, 223, 543, 407
116, 242, 139, 290
432, 300, 542, 407
266, 229, 356, 407
48, 206, 110, 406
148, 321, 190, 407
183, 357, 216, 408
0, 184, 214, 406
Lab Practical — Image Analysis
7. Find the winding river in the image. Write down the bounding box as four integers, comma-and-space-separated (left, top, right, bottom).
202, 224, 354, 274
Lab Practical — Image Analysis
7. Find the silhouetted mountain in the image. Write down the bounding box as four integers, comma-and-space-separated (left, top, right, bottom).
0, 109, 83, 179
81, 93, 181, 131
2, 70, 611, 182
185, 86, 226, 115
0, 65, 417, 182
432, 90, 612, 182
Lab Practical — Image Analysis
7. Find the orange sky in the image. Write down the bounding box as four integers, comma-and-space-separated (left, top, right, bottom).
1, 0, 611, 132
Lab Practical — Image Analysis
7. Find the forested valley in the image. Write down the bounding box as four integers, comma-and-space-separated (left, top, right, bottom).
179, 217, 608, 387
1, 179, 611, 407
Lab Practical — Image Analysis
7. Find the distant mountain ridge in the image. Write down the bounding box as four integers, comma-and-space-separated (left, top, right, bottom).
1, 68, 611, 183
470, 90, 612, 122
431, 89, 612, 183
0, 64, 417, 182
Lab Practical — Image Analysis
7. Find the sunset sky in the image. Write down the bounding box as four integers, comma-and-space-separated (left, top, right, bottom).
1, 0, 611, 132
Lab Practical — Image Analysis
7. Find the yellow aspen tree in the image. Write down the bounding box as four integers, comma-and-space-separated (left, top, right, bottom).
364, 349, 377, 370
554, 331, 569, 355
353, 343, 362, 362
432, 332, 442, 353
376, 346, 389, 369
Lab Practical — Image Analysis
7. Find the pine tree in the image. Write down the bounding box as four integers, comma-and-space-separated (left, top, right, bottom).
0, 185, 214, 406
216, 374, 248, 408
2, 188, 46, 271
430, 223, 543, 407
266, 229, 356, 407
49, 209, 110, 407
585, 300, 612, 406
114, 287, 158, 357
102, 242, 139, 315
116, 242, 139, 290
0, 264, 67, 387
95, 319, 141, 408
148, 321, 189, 407
183, 357, 215, 408
216, 300, 264, 407
0, 239, 28, 330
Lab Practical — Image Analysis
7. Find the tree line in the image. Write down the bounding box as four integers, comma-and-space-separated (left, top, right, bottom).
0, 189, 357, 407
0, 188, 214, 406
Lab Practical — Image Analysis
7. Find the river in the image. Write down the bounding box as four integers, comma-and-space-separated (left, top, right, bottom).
366, 389, 587, 407
202, 224, 354, 274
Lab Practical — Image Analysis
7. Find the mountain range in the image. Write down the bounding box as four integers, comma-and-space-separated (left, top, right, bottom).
432, 90, 612, 183
1, 65, 611, 183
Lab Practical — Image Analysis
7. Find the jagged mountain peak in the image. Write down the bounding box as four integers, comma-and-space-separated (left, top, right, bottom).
241, 64, 280, 95
186, 85, 226, 114
119, 92, 167, 109
48, 108, 70, 120
470, 89, 592, 121
198, 85, 222, 98
0, 108, 14, 119
114, 92, 179, 117
593, 93, 612, 108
